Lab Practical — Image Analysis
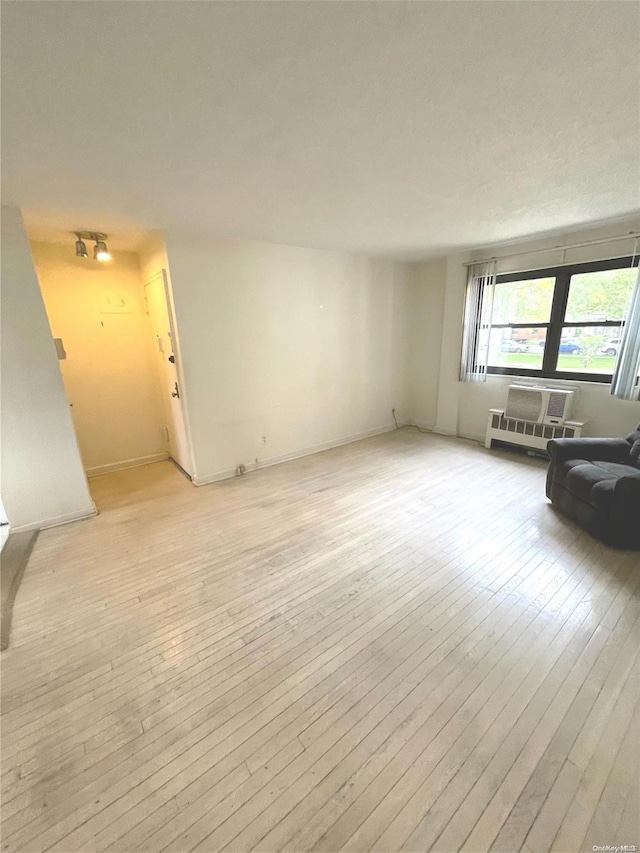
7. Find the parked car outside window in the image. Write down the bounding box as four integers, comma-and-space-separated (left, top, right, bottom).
558, 339, 582, 354
600, 338, 620, 356
500, 340, 530, 353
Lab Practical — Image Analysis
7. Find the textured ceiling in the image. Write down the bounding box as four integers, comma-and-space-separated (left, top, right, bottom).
2, 1, 639, 258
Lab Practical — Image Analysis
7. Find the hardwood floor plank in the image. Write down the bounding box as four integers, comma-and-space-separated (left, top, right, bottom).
582, 703, 640, 850
1, 430, 637, 853
242, 552, 600, 852
463, 595, 640, 853
550, 662, 640, 852
307, 551, 624, 853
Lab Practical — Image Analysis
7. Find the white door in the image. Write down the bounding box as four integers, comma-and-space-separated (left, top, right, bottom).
144, 271, 191, 475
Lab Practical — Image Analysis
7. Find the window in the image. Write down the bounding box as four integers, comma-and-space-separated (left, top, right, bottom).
486, 256, 639, 382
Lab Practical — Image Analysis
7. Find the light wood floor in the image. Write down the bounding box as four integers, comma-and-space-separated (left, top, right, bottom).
1, 429, 639, 853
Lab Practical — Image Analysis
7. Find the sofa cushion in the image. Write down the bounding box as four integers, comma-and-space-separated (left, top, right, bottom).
564, 460, 640, 510
630, 439, 640, 467
552, 459, 591, 488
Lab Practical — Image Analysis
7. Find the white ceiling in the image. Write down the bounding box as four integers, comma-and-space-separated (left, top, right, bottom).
2, 1, 639, 259
25, 221, 154, 254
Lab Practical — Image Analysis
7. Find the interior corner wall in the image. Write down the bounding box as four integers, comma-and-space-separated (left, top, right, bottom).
433, 252, 471, 436
429, 219, 640, 443
406, 258, 447, 429
0, 207, 95, 530
139, 232, 170, 286
162, 233, 410, 483
31, 242, 167, 476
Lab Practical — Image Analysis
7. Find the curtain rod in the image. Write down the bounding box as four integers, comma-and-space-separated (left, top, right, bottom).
464, 231, 640, 268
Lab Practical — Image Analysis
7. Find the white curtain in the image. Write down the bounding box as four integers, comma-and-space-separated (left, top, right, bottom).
460, 260, 496, 382
611, 263, 640, 401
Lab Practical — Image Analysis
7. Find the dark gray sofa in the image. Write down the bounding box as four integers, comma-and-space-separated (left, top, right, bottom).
546, 425, 640, 549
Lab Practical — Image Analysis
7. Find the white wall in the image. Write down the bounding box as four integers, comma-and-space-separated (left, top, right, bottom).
31, 242, 167, 475
457, 374, 640, 441
0, 207, 95, 530
433, 252, 469, 436
406, 258, 446, 429
139, 232, 170, 286
410, 219, 640, 441
163, 234, 409, 483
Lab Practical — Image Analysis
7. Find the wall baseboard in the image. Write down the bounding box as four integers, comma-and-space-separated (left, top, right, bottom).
459, 431, 487, 444
193, 422, 403, 486
432, 425, 458, 437
86, 452, 169, 478
10, 503, 98, 534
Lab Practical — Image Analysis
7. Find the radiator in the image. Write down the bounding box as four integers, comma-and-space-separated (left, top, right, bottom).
485, 408, 585, 453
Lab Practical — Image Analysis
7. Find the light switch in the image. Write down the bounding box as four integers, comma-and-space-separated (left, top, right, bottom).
54, 338, 67, 360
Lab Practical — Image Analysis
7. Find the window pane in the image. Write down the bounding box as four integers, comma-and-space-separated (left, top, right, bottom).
492, 277, 555, 324
565, 267, 636, 323
555, 326, 622, 374
487, 328, 545, 370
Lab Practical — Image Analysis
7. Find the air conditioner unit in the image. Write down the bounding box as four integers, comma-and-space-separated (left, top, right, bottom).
505, 384, 574, 426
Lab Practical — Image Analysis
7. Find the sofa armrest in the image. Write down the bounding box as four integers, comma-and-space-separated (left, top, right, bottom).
547, 438, 631, 464
608, 474, 640, 547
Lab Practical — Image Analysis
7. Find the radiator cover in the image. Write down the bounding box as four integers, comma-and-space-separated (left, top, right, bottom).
485, 408, 585, 452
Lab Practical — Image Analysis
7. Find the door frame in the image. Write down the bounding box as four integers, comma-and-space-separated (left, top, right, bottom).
146, 268, 195, 478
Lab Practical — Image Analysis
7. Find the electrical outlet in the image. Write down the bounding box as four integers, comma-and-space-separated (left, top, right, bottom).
261, 435, 267, 444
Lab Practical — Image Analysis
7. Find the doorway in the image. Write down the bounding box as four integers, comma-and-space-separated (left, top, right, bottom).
144, 270, 192, 475
30, 239, 191, 491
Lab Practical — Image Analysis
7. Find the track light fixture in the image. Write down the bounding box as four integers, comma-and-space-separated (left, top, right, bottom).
94, 240, 111, 262
72, 232, 111, 262
75, 234, 88, 258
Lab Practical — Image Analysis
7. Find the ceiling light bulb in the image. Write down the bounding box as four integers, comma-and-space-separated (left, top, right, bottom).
94, 240, 111, 262
75, 236, 88, 258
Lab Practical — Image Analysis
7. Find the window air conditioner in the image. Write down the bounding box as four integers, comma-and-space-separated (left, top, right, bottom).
505, 384, 574, 426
